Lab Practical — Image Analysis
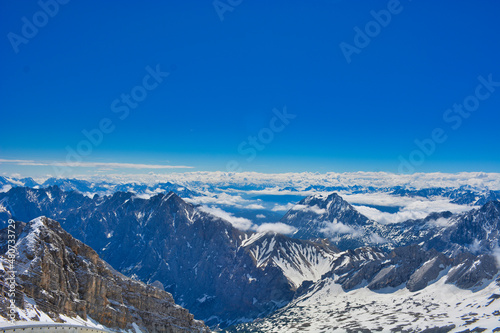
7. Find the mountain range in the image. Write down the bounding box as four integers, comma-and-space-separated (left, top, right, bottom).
1, 184, 499, 331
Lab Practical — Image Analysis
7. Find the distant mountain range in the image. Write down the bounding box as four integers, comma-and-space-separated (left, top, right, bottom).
1, 176, 499, 206
0, 176, 199, 198
282, 192, 500, 254
1, 184, 499, 330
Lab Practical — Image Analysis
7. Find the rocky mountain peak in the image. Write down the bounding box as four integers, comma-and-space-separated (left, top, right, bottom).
479, 199, 500, 214
1, 216, 210, 332
280, 193, 370, 245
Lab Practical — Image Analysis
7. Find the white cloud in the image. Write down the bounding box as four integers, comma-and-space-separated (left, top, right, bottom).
353, 205, 427, 224
319, 219, 362, 237
186, 193, 264, 210
199, 206, 254, 231
469, 239, 482, 254
0, 158, 192, 169
291, 204, 327, 215
247, 204, 266, 210
132, 193, 152, 200
199, 206, 296, 235
342, 193, 417, 207
350, 194, 475, 224
369, 233, 388, 244
492, 245, 500, 269
256, 214, 266, 219
39, 171, 500, 193
255, 223, 297, 235
272, 203, 295, 212
427, 217, 452, 227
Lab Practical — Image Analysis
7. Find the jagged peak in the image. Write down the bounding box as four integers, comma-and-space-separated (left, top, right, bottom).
158, 191, 191, 208
480, 199, 500, 211
302, 192, 348, 206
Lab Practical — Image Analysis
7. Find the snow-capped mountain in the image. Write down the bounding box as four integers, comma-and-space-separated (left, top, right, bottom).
426, 200, 500, 254
0, 176, 39, 190
280, 193, 370, 243
0, 216, 209, 332
239, 233, 340, 289
391, 186, 500, 206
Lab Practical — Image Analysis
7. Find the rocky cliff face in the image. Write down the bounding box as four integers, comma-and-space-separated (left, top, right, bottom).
0, 216, 209, 333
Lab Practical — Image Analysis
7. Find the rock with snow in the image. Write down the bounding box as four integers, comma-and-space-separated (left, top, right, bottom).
0, 216, 210, 332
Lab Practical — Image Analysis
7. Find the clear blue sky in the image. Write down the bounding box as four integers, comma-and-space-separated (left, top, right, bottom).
1, 0, 500, 177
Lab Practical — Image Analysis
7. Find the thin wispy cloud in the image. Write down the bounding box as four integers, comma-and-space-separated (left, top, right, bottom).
0, 159, 193, 170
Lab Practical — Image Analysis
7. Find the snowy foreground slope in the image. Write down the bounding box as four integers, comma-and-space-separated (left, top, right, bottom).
231, 274, 500, 332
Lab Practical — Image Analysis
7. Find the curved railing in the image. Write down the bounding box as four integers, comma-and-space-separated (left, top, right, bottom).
0, 323, 112, 332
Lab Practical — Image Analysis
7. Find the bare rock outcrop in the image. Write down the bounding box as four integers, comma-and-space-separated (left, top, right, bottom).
0, 216, 210, 333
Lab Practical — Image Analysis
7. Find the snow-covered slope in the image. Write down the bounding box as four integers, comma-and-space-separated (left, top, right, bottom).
239, 233, 340, 288
233, 273, 500, 332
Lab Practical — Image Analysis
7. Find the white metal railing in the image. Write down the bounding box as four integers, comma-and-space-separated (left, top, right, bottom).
0, 323, 112, 332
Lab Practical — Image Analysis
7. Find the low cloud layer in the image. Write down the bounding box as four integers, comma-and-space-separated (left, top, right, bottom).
319, 219, 363, 237
199, 205, 297, 235
0, 158, 192, 170
255, 223, 297, 235
291, 204, 327, 215
347, 194, 475, 224
199, 206, 254, 231
186, 193, 264, 210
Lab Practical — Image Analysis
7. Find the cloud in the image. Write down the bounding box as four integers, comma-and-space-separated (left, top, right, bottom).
256, 214, 266, 219
427, 217, 452, 227
132, 193, 152, 200
38, 171, 500, 194
199, 206, 296, 235
199, 206, 254, 231
246, 204, 266, 210
255, 223, 297, 235
492, 245, 500, 269
469, 239, 482, 254
0, 158, 193, 169
186, 193, 264, 210
291, 204, 327, 215
319, 219, 362, 237
350, 194, 475, 224
369, 233, 388, 244
271, 203, 295, 212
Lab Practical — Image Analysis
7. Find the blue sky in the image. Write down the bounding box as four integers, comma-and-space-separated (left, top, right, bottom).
1, 0, 500, 177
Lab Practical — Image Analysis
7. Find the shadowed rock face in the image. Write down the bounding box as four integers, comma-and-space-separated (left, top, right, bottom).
0, 217, 210, 333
